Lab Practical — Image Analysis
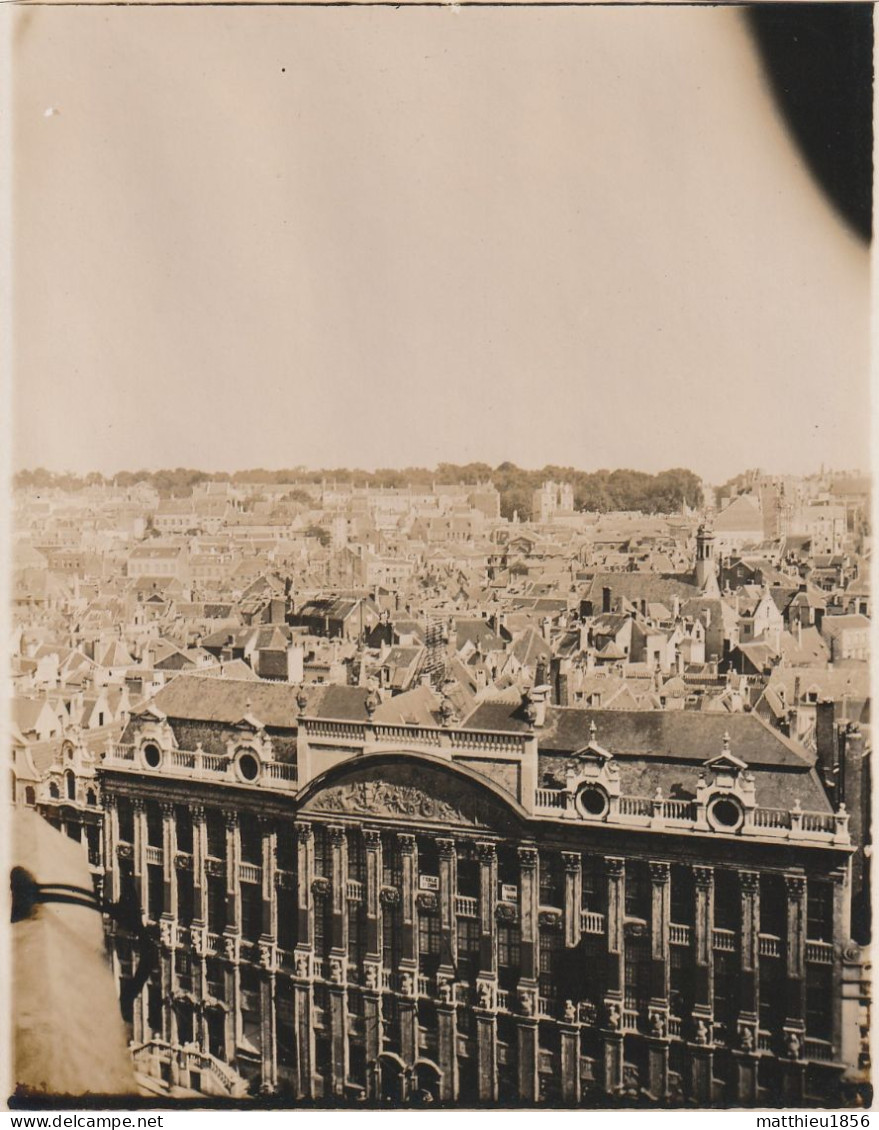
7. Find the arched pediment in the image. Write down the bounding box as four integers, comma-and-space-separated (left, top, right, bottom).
297, 753, 525, 835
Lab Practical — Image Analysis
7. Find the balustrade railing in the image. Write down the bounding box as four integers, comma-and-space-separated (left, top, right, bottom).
619, 797, 652, 818
455, 895, 478, 917
239, 862, 262, 884
581, 910, 606, 935
804, 1039, 834, 1063
758, 934, 782, 958
145, 845, 163, 866
346, 879, 364, 901
712, 928, 736, 952
805, 940, 834, 965
534, 789, 567, 810
104, 744, 296, 790
669, 923, 691, 946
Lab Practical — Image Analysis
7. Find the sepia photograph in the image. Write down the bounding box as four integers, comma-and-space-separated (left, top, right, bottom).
5, 0, 874, 1114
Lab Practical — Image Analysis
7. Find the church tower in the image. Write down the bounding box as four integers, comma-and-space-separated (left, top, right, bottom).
694, 524, 719, 594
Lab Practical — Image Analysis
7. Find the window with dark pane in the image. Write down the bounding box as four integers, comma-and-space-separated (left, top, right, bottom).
807, 879, 834, 943
206, 810, 226, 859
581, 854, 605, 913
760, 873, 786, 939
241, 877, 262, 942
625, 860, 651, 921
313, 825, 329, 879
240, 811, 262, 865
539, 851, 564, 908
146, 802, 163, 848
670, 864, 694, 926
418, 912, 441, 976
805, 964, 833, 1040
347, 829, 366, 883
714, 869, 740, 933
456, 917, 480, 982
175, 805, 193, 854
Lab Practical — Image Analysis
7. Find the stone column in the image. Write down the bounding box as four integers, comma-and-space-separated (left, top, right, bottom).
559, 1008, 580, 1104
328, 825, 349, 1097
437, 838, 458, 975
293, 824, 314, 1099
258, 952, 278, 1094
260, 817, 277, 941
562, 852, 582, 950
831, 868, 849, 1056
602, 857, 625, 1096
102, 794, 119, 903
398, 833, 418, 1066
477, 841, 498, 975
296, 824, 314, 948
364, 829, 382, 961
781, 874, 806, 1104
733, 871, 760, 1103
516, 845, 539, 1103
257, 818, 279, 1095
133, 798, 149, 918
690, 866, 714, 1104
433, 985, 456, 1098
224, 811, 241, 935
647, 861, 670, 1101
191, 805, 207, 927
362, 828, 383, 1098
475, 841, 498, 1103
161, 802, 177, 919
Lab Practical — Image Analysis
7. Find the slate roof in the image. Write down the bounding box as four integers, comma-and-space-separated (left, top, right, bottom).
150, 675, 370, 729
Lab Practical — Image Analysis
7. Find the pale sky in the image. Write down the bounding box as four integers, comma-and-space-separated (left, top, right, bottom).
12, 5, 871, 482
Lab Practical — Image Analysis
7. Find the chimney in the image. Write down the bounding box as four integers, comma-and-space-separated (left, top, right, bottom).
815, 700, 838, 789
793, 675, 801, 705
839, 725, 869, 941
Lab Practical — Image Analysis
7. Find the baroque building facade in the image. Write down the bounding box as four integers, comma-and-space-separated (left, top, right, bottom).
95, 676, 868, 1106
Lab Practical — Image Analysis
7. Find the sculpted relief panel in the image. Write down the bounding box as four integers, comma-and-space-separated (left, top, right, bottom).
302, 761, 517, 832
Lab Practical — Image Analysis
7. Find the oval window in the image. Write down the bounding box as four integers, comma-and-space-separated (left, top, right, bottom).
709, 796, 743, 831
577, 784, 609, 819
238, 753, 259, 782
143, 743, 161, 769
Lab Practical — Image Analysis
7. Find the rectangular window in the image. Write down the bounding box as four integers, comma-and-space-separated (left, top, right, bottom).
147, 863, 164, 921
456, 917, 481, 979
625, 861, 651, 921
347, 831, 366, 883
539, 852, 563, 908
538, 929, 563, 1002
241, 880, 263, 942
498, 924, 521, 971
418, 913, 441, 961
623, 935, 651, 1016
713, 948, 738, 1038
759, 956, 784, 1033
118, 800, 135, 845
581, 855, 604, 913
313, 826, 329, 879
760, 874, 787, 938
206, 810, 226, 859
670, 864, 694, 926
805, 965, 833, 1041
278, 824, 297, 871
807, 880, 834, 943
382, 905, 400, 970
714, 870, 740, 932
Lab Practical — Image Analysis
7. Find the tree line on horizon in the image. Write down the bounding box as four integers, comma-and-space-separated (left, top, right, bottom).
14, 463, 705, 519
